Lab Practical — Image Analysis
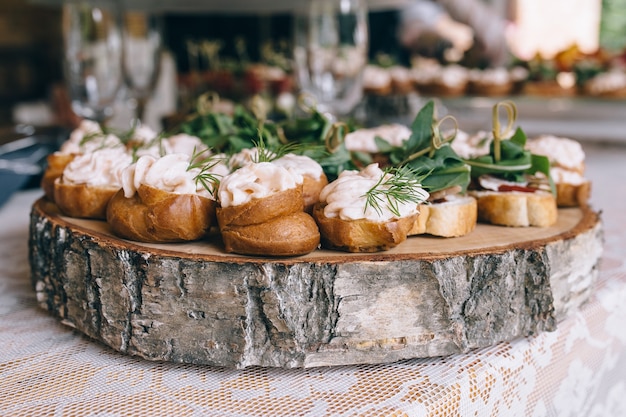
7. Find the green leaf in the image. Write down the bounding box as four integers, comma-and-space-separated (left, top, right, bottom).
531, 153, 556, 195
405, 100, 435, 153
405, 145, 471, 193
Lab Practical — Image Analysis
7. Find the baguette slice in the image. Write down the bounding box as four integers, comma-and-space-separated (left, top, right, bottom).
313, 203, 419, 253
54, 179, 119, 220
556, 181, 591, 208
220, 211, 320, 256
106, 185, 216, 243
469, 190, 557, 227
409, 195, 477, 237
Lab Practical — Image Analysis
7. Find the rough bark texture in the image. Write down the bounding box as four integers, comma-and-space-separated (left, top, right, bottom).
29, 199, 603, 369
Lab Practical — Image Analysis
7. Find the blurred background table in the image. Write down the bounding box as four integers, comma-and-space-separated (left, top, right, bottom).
1, 139, 625, 416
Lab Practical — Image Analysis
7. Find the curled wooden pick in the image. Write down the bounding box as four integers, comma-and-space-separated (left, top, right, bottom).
324, 122, 349, 153
492, 100, 517, 162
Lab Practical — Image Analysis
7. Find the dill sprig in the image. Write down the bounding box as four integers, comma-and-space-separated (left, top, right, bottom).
251, 133, 276, 163
188, 148, 225, 196
78, 130, 112, 150
364, 166, 430, 218
251, 132, 309, 163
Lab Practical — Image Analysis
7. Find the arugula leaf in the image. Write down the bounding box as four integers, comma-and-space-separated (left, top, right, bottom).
405, 145, 471, 193
406, 100, 435, 152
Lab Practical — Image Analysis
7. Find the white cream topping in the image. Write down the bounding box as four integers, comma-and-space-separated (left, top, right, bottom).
410, 58, 441, 83
551, 167, 586, 185
133, 139, 170, 159
228, 148, 277, 171
509, 66, 529, 82
363, 65, 392, 89
478, 174, 526, 191
166, 133, 209, 156
131, 132, 209, 162
526, 135, 585, 170
218, 162, 300, 208
272, 154, 323, 180
62, 147, 132, 187
586, 70, 626, 94
206, 153, 231, 179
389, 65, 412, 84
451, 130, 492, 159
319, 163, 425, 222
60, 119, 123, 155
130, 125, 158, 145
412, 63, 468, 87
344, 124, 412, 153
65, 120, 102, 145
439, 65, 469, 87
122, 153, 212, 198
469, 67, 510, 85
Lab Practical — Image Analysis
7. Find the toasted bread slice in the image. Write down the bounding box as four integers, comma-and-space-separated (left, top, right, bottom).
469, 190, 557, 227
556, 181, 591, 208
410, 195, 477, 237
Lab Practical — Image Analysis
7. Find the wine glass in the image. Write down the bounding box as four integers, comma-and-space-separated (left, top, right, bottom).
121, 10, 163, 124
62, 0, 124, 124
293, 0, 369, 119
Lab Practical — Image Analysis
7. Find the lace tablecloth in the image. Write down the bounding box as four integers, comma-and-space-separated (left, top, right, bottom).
1, 142, 625, 417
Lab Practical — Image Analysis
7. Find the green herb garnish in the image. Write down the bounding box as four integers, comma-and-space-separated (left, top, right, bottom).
188, 148, 225, 196
364, 166, 429, 217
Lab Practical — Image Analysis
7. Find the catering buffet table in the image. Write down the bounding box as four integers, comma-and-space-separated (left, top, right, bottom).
1, 139, 626, 416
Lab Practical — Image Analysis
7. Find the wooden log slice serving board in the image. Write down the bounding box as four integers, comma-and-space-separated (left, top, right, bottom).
29, 197, 603, 369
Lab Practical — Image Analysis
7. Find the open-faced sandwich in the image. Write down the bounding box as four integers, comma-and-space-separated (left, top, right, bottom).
313, 163, 429, 252
340, 100, 476, 238
525, 134, 591, 207
383, 100, 476, 237
460, 101, 557, 227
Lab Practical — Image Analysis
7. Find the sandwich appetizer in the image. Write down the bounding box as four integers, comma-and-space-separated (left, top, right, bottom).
313, 164, 429, 253
373, 100, 477, 237
42, 120, 124, 202
106, 151, 225, 243
462, 101, 557, 227
216, 145, 320, 257
525, 134, 591, 207
54, 146, 132, 220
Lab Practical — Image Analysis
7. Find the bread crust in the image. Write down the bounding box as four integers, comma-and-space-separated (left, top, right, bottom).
303, 174, 328, 213
220, 211, 320, 256
54, 179, 119, 220
41, 153, 75, 202
409, 196, 477, 237
312, 203, 419, 252
106, 185, 216, 243
470, 190, 557, 227
216, 186, 304, 228
556, 181, 591, 207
